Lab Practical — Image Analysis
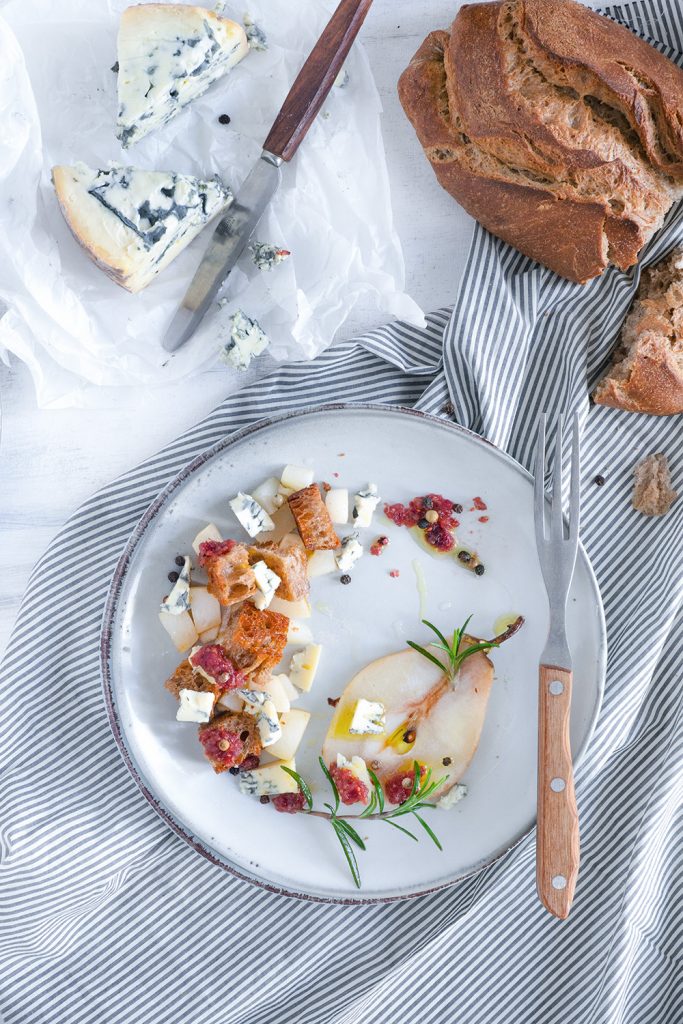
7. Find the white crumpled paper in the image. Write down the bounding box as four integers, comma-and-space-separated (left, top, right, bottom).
0, 0, 424, 407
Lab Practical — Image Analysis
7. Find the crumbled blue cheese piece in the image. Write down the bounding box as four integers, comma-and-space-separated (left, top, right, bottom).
176, 688, 215, 723
336, 753, 371, 791
229, 492, 275, 536
116, 5, 249, 146
353, 484, 381, 528
252, 559, 281, 610
349, 698, 385, 735
243, 14, 268, 50
52, 164, 232, 293
335, 532, 363, 572
160, 555, 191, 614
237, 688, 282, 746
239, 759, 298, 797
249, 242, 290, 271
221, 310, 269, 370
437, 783, 468, 810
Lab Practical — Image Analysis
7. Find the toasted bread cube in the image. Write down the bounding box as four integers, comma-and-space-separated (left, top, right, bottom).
288, 484, 340, 550
219, 603, 289, 679
248, 540, 310, 602
165, 659, 219, 707
198, 539, 257, 607
198, 711, 261, 773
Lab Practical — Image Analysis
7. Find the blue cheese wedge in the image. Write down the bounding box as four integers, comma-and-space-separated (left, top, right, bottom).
176, 688, 214, 723
335, 532, 363, 573
52, 163, 231, 293
252, 559, 281, 610
229, 492, 275, 536
243, 14, 268, 51
353, 484, 381, 528
116, 4, 248, 147
437, 783, 468, 810
237, 689, 282, 747
349, 698, 385, 735
239, 758, 298, 797
160, 555, 191, 614
249, 242, 291, 271
221, 310, 269, 370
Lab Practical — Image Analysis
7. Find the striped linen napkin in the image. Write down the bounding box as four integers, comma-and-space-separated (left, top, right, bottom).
2, 2, 683, 1021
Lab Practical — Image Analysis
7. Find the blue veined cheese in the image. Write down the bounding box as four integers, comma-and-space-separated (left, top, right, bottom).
353, 484, 381, 528
243, 14, 268, 51
249, 242, 291, 271
229, 492, 275, 536
237, 688, 282, 746
239, 758, 298, 797
221, 311, 269, 370
336, 753, 371, 792
252, 559, 281, 610
160, 555, 191, 614
176, 688, 215, 723
51, 163, 232, 293
349, 698, 385, 735
116, 5, 248, 147
437, 783, 468, 810
335, 532, 363, 572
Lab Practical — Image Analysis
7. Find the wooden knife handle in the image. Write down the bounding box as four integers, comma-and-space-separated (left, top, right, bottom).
263, 0, 373, 162
537, 665, 580, 919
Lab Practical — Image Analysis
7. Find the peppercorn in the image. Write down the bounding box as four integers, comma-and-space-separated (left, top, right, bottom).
453, 503, 463, 514
340, 574, 351, 585
442, 756, 452, 766
474, 564, 485, 576
425, 510, 439, 524
595, 474, 606, 486
167, 571, 179, 583
218, 113, 231, 125
417, 517, 429, 529
175, 555, 185, 567
218, 740, 230, 751
259, 795, 270, 804
458, 550, 472, 563
423, 496, 434, 509
111, 61, 119, 73
403, 729, 416, 744
229, 766, 240, 776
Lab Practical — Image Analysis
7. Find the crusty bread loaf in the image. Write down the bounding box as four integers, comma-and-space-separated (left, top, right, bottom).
594, 248, 683, 415
632, 453, 677, 516
398, 0, 683, 283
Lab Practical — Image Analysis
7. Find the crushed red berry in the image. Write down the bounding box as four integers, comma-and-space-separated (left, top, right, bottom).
189, 645, 245, 691
327, 696, 340, 708
479, 516, 489, 523
330, 764, 370, 805
199, 726, 243, 768
370, 536, 388, 556
472, 497, 487, 511
425, 522, 454, 552
272, 791, 307, 814
384, 765, 426, 805
384, 493, 459, 551
389, 569, 400, 578
197, 539, 236, 566
239, 754, 260, 772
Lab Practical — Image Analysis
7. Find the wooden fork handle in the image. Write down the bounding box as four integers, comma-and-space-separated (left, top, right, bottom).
263, 0, 373, 162
537, 665, 580, 919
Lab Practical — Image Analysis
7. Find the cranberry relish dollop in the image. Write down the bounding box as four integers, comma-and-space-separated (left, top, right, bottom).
329, 763, 370, 805
197, 539, 236, 566
384, 493, 460, 552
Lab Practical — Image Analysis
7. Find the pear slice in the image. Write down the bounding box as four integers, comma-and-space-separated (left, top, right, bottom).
322, 642, 495, 800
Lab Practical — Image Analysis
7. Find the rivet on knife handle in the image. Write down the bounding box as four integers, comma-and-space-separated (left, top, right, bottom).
537, 664, 580, 919
264, 0, 374, 162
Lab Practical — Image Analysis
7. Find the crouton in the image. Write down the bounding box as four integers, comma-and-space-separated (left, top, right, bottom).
198, 711, 262, 773
164, 659, 219, 702
288, 484, 340, 550
218, 603, 289, 680
198, 539, 256, 606
248, 540, 310, 601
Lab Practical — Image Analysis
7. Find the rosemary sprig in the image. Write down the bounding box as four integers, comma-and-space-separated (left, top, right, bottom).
407, 616, 499, 683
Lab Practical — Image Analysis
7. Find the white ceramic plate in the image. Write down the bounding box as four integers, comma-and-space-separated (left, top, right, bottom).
101, 405, 606, 903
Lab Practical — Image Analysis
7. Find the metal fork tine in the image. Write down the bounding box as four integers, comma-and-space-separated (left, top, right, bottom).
534, 413, 547, 548
569, 413, 581, 543
551, 414, 565, 541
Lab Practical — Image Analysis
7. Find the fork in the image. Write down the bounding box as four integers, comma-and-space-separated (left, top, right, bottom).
533, 412, 581, 919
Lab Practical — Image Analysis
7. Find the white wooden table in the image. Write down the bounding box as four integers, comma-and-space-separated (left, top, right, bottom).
0, 0, 475, 655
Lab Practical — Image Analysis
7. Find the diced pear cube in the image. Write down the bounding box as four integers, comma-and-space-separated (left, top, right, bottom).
251, 477, 282, 515
270, 595, 312, 619
325, 488, 349, 524
266, 710, 311, 761
307, 549, 337, 578
192, 523, 222, 554
159, 609, 198, 652
281, 464, 315, 492
250, 675, 291, 714
189, 586, 221, 634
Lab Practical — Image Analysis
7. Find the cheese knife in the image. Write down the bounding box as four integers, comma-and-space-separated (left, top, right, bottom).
163, 0, 374, 353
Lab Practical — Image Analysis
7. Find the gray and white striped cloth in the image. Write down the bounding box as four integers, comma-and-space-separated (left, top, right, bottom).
2, 1, 683, 1020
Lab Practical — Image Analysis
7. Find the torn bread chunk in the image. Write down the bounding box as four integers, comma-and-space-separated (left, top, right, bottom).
165, 659, 219, 705
288, 484, 340, 550
632, 453, 677, 516
197, 539, 256, 606
198, 711, 261, 773
248, 540, 310, 602
594, 248, 683, 415
218, 602, 289, 680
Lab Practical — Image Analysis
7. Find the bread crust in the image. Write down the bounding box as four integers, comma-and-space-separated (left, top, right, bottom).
593, 332, 683, 414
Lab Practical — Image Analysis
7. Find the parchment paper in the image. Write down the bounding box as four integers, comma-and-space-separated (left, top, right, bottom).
0, 0, 424, 406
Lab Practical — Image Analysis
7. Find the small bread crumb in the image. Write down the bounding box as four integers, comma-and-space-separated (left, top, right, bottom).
632, 453, 677, 516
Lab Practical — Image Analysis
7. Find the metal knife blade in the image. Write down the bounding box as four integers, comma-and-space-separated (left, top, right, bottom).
162, 151, 282, 354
